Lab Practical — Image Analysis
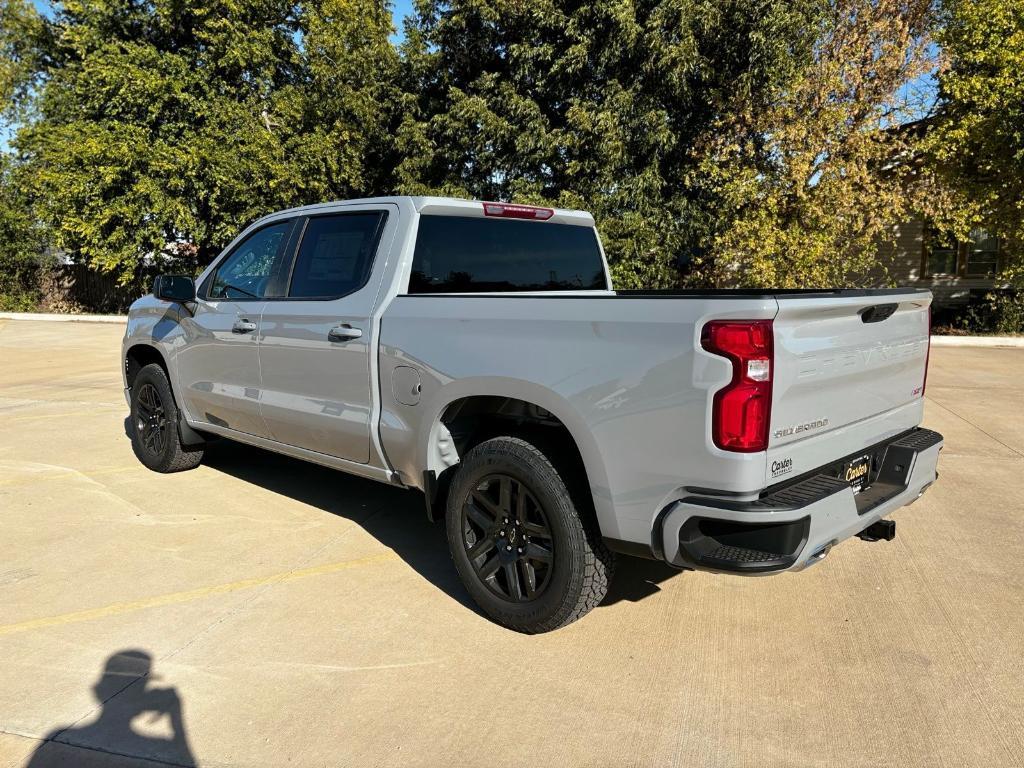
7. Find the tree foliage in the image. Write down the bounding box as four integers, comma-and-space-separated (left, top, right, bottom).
1, 0, 397, 287
0, 153, 45, 310
396, 0, 821, 288
0, 0, 1020, 299
695, 0, 938, 288
924, 0, 1024, 247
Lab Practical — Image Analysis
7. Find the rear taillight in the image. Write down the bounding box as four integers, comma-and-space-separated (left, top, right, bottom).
482, 202, 554, 220
701, 320, 774, 452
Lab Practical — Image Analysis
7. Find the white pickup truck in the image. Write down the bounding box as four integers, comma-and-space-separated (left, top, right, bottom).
122, 196, 942, 633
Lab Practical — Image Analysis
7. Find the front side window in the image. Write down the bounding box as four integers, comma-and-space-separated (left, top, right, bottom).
288, 213, 386, 299
409, 215, 607, 293
208, 222, 291, 300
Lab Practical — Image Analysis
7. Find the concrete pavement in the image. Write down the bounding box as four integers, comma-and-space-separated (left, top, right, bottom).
0, 318, 1022, 767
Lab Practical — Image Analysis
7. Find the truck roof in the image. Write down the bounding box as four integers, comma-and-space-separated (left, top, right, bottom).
251, 196, 595, 228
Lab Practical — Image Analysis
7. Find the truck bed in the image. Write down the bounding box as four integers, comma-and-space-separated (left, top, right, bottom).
378, 287, 932, 547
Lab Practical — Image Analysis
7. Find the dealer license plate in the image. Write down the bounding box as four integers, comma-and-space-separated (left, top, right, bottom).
842, 455, 872, 493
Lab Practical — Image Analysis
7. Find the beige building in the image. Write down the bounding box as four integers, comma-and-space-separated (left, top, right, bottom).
873, 217, 1010, 307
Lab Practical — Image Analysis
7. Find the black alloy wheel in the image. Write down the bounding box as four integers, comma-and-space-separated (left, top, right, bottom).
444, 435, 615, 633
128, 362, 204, 473
460, 474, 555, 602
135, 382, 168, 457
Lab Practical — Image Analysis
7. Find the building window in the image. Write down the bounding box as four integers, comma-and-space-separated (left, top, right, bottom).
965, 228, 999, 278
923, 227, 1002, 279
927, 232, 959, 277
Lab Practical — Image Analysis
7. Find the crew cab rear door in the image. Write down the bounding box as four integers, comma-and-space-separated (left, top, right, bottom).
766, 291, 931, 482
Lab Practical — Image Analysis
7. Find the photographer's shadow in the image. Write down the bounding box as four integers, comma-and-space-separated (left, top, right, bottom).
26, 649, 196, 767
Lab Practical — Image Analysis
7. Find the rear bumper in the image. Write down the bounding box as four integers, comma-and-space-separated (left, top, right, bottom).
657, 428, 943, 572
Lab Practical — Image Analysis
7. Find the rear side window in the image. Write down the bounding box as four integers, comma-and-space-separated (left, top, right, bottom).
409, 215, 607, 293
288, 212, 386, 299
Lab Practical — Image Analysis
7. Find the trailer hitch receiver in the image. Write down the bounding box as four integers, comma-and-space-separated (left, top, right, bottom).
857, 519, 896, 542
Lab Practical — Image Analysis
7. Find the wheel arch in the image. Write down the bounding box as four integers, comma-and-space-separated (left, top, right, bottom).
124, 342, 206, 448
124, 343, 170, 391
418, 379, 612, 533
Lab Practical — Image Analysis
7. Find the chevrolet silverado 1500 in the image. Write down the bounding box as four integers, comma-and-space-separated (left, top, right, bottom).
122, 196, 943, 633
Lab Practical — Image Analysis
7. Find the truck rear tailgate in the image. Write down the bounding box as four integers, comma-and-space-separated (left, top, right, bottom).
766, 291, 931, 485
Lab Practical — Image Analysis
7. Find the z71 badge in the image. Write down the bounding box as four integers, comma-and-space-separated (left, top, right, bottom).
773, 418, 829, 440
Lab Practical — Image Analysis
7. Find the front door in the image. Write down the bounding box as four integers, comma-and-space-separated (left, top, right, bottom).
175, 219, 293, 436
257, 209, 391, 462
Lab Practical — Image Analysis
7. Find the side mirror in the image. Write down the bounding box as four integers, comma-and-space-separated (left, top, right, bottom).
153, 274, 196, 304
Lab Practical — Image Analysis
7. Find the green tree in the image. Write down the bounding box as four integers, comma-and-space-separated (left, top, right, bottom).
396, 0, 820, 288
0, 153, 45, 310
916, 0, 1024, 333
696, 0, 939, 288
1, 0, 398, 289
924, 0, 1024, 245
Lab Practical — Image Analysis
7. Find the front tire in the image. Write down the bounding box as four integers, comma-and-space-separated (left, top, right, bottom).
129, 363, 204, 473
445, 436, 615, 633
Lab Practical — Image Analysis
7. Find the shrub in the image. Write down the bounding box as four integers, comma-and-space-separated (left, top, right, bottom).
967, 291, 1024, 335
0, 251, 40, 311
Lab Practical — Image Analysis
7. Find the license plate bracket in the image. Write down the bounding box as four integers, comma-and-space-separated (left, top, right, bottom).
842, 454, 872, 493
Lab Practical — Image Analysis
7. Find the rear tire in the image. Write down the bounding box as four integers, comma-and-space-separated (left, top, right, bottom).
445, 436, 615, 633
129, 363, 204, 473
